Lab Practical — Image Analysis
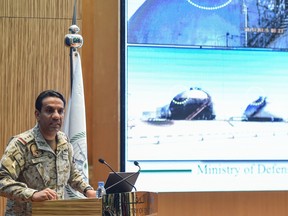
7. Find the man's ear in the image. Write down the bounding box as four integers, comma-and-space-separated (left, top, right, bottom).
35, 110, 40, 121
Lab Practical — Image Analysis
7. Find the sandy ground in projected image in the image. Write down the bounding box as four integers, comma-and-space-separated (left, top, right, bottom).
127, 120, 288, 161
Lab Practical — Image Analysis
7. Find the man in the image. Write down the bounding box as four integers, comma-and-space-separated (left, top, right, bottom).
0, 90, 96, 216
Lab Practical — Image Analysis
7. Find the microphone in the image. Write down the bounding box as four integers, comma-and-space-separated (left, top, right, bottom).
133, 161, 141, 171
98, 158, 139, 192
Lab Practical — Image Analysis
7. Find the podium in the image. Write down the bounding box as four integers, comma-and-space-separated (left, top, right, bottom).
32, 191, 158, 216
102, 191, 157, 215
32, 198, 102, 216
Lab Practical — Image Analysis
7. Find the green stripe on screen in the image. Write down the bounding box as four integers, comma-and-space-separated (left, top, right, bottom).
141, 169, 192, 173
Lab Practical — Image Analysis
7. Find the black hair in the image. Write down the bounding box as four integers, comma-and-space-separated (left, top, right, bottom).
35, 90, 66, 111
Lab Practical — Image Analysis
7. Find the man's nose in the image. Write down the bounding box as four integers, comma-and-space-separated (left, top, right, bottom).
52, 111, 61, 118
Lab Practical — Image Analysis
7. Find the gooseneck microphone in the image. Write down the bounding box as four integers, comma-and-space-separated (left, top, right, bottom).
98, 158, 139, 192
134, 161, 141, 170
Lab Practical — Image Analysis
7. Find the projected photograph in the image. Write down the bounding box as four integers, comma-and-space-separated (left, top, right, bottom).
128, 0, 288, 49
126, 46, 288, 161
122, 0, 288, 192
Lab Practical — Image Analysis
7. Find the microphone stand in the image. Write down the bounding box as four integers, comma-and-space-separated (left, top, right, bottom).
105, 167, 140, 192
99, 159, 139, 192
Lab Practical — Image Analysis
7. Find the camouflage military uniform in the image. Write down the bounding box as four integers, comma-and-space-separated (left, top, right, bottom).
0, 125, 92, 216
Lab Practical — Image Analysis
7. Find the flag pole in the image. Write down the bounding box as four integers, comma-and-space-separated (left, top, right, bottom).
70, 0, 77, 90
64, 0, 83, 91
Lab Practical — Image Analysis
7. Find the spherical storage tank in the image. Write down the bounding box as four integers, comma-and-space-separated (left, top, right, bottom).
169, 87, 216, 120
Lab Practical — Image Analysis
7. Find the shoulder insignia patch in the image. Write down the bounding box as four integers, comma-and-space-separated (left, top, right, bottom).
16, 131, 34, 145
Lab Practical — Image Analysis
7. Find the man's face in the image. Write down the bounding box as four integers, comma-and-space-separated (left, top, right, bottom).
35, 96, 65, 135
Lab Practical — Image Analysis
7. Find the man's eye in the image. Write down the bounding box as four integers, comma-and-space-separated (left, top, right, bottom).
58, 109, 64, 115
47, 109, 54, 114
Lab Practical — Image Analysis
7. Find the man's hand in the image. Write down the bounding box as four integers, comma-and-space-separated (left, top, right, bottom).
31, 188, 58, 202
85, 189, 97, 198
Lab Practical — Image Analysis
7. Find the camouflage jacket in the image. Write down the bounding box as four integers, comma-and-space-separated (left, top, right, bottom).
0, 125, 91, 216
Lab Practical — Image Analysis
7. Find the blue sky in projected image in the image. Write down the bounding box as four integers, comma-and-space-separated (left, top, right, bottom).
127, 47, 288, 120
